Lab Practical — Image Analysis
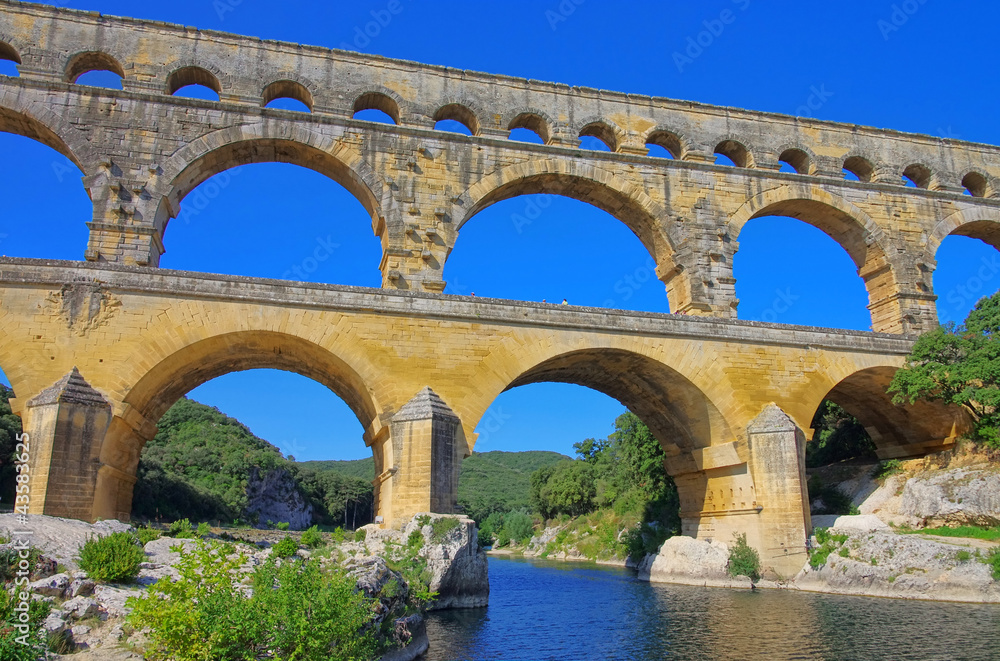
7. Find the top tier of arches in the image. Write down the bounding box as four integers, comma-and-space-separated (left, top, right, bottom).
2, 5, 1000, 200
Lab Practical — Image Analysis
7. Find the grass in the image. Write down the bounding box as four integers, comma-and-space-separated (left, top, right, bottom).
898, 524, 1000, 541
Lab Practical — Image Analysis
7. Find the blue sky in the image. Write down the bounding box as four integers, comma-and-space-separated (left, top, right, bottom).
1, 0, 998, 461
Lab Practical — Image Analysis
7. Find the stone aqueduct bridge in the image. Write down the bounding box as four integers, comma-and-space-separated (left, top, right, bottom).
0, 3, 992, 575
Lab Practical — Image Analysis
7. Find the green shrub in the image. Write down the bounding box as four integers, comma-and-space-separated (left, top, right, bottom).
872, 459, 904, 480
0, 588, 53, 660
331, 527, 347, 544
167, 518, 195, 539
135, 526, 160, 545
624, 522, 674, 564
271, 536, 299, 558
275, 522, 290, 531
502, 510, 535, 545
196, 522, 212, 538
0, 546, 43, 582
809, 528, 850, 569
727, 533, 761, 584
354, 528, 367, 543
78, 532, 145, 583
430, 517, 460, 543
301, 525, 325, 548
127, 540, 376, 661
899, 524, 1000, 541
956, 550, 972, 562
983, 548, 1000, 580
415, 514, 431, 527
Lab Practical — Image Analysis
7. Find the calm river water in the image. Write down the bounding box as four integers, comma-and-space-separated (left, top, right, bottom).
422, 556, 1000, 661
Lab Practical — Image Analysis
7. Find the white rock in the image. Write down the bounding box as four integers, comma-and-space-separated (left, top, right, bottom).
30, 572, 70, 597
69, 576, 97, 597
143, 537, 197, 566
823, 514, 890, 532
637, 536, 730, 584
43, 611, 68, 634
0, 514, 131, 570
71, 624, 91, 636
93, 585, 141, 618
62, 596, 101, 619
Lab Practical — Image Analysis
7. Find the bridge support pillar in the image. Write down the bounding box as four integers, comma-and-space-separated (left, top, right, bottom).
745, 404, 811, 578
381, 387, 462, 527
20, 368, 111, 522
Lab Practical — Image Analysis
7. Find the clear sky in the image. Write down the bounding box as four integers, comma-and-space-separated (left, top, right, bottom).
0, 0, 998, 461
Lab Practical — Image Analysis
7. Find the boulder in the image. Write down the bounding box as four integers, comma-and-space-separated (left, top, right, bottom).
637, 536, 731, 585
898, 467, 1000, 527
812, 514, 890, 533
30, 572, 70, 597
346, 556, 408, 624
62, 596, 101, 619
69, 576, 97, 597
43, 611, 68, 635
405, 514, 489, 610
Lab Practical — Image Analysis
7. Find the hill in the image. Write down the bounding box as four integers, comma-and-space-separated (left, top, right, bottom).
296, 457, 376, 481
457, 450, 570, 521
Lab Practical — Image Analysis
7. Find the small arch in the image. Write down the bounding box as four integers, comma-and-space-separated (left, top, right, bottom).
433, 103, 479, 136
645, 130, 683, 159
714, 139, 752, 168
579, 121, 619, 152
166, 66, 222, 99
507, 112, 550, 144
353, 91, 400, 125
262, 80, 314, 112
0, 41, 20, 76
962, 171, 990, 198
902, 163, 932, 189
843, 155, 874, 182
64, 51, 126, 85
778, 148, 812, 175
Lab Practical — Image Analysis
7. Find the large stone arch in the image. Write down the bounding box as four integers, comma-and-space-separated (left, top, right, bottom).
798, 364, 971, 459
150, 122, 395, 242
728, 184, 907, 332
0, 87, 96, 171
929, 206, 1000, 256
452, 158, 679, 305
93, 329, 386, 522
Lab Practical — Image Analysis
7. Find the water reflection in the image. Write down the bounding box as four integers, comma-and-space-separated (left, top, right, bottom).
422, 556, 1000, 661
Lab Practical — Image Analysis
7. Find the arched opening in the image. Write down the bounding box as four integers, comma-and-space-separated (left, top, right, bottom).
507, 112, 549, 144
353, 91, 399, 125
962, 172, 990, 198
65, 51, 125, 89
645, 130, 682, 159
731, 196, 889, 330
0, 41, 20, 77
167, 66, 222, 101
0, 113, 90, 259
450, 167, 677, 311
161, 160, 382, 286
714, 140, 752, 168
433, 103, 478, 136
117, 332, 379, 529
466, 348, 731, 547
262, 80, 313, 112
842, 156, 874, 182
578, 121, 618, 152
778, 148, 811, 175
819, 367, 970, 460
932, 228, 1000, 326
902, 163, 931, 189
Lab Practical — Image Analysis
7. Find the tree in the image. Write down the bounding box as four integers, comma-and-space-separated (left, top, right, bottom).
532, 460, 596, 519
889, 291, 1000, 448
806, 400, 876, 467
0, 384, 22, 505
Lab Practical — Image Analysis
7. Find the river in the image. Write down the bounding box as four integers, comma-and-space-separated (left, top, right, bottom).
422, 556, 1000, 660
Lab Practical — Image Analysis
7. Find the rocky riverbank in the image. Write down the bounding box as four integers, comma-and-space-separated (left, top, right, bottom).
638, 453, 1000, 603
0, 512, 488, 659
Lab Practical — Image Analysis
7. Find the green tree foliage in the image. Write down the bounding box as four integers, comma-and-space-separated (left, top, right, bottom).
0, 384, 23, 505
127, 540, 376, 661
807, 400, 877, 467
0, 588, 52, 660
889, 291, 1000, 448
457, 451, 568, 522
530, 460, 596, 518
291, 464, 373, 529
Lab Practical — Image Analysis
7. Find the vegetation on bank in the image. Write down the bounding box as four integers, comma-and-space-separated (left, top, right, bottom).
0, 384, 22, 506
890, 290, 1000, 449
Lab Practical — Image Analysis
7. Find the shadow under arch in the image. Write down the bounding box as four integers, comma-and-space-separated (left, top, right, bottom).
152, 124, 390, 240
471, 347, 734, 466
454, 159, 679, 302
929, 206, 1000, 256
729, 185, 900, 330
816, 366, 971, 459
0, 94, 94, 170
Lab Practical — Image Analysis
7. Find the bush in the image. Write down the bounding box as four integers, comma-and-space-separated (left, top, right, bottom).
275, 522, 290, 531
809, 528, 849, 569
430, 517, 460, 543
726, 533, 761, 585
502, 511, 535, 545
0, 588, 52, 660
0, 546, 43, 583
301, 525, 325, 548
354, 528, 367, 543
872, 459, 904, 480
984, 548, 1000, 581
271, 536, 299, 558
78, 532, 145, 583
196, 522, 212, 538
127, 540, 376, 661
167, 518, 195, 539
135, 526, 161, 545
